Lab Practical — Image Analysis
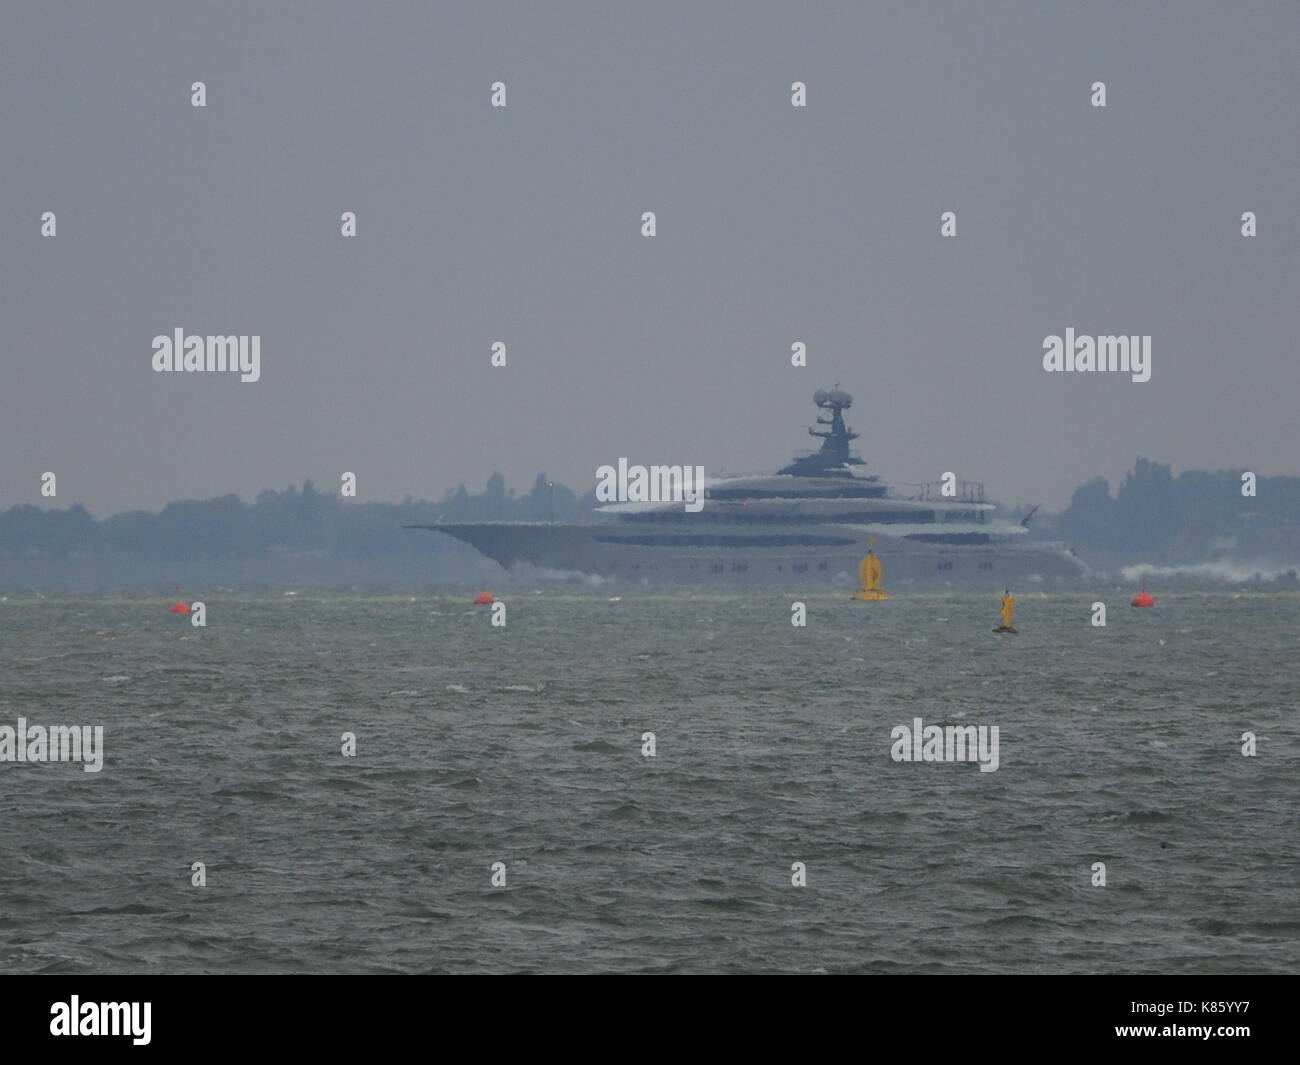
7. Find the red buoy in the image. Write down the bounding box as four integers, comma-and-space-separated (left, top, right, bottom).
473, 591, 494, 605
1131, 589, 1154, 608
169, 601, 188, 613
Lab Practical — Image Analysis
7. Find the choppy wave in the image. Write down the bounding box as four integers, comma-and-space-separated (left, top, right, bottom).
0, 589, 1295, 974
1121, 560, 1299, 583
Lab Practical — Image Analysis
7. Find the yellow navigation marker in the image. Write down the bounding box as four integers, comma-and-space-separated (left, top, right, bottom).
853, 538, 888, 600
994, 589, 1018, 633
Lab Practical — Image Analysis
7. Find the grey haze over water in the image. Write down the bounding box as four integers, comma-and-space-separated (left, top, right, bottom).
1, 591, 1296, 974
2, 0, 1296, 979
3, 0, 1298, 517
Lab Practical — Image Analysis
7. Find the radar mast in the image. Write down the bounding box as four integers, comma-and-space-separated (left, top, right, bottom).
777, 388, 865, 477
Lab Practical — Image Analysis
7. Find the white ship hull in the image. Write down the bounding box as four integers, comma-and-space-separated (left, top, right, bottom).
426, 522, 1086, 585
411, 390, 1087, 586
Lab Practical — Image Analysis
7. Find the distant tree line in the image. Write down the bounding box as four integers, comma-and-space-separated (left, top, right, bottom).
1030, 458, 1300, 561
4, 460, 1299, 564
0, 475, 597, 561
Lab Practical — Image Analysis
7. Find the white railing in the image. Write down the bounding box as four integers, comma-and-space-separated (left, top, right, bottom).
894, 481, 987, 503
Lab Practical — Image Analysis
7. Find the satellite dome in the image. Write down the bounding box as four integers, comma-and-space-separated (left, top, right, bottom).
828, 388, 853, 406
813, 389, 829, 405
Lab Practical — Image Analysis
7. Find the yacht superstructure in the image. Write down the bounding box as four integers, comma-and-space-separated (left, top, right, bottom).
410, 390, 1085, 585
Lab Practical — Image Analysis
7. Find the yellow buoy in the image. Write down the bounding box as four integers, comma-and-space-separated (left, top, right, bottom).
994, 589, 1017, 633
853, 539, 888, 600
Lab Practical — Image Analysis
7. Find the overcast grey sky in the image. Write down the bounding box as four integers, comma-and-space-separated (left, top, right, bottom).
3, 0, 1297, 516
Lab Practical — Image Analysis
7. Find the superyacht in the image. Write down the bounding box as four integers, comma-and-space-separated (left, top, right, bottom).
410, 389, 1085, 585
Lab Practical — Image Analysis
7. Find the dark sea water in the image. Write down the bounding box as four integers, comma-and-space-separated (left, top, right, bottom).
1, 588, 1297, 974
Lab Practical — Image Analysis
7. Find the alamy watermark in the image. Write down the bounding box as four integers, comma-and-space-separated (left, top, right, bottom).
1042, 329, 1151, 383
151, 328, 261, 382
50, 997, 150, 1045
0, 718, 104, 772
595, 460, 705, 512
890, 717, 999, 772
